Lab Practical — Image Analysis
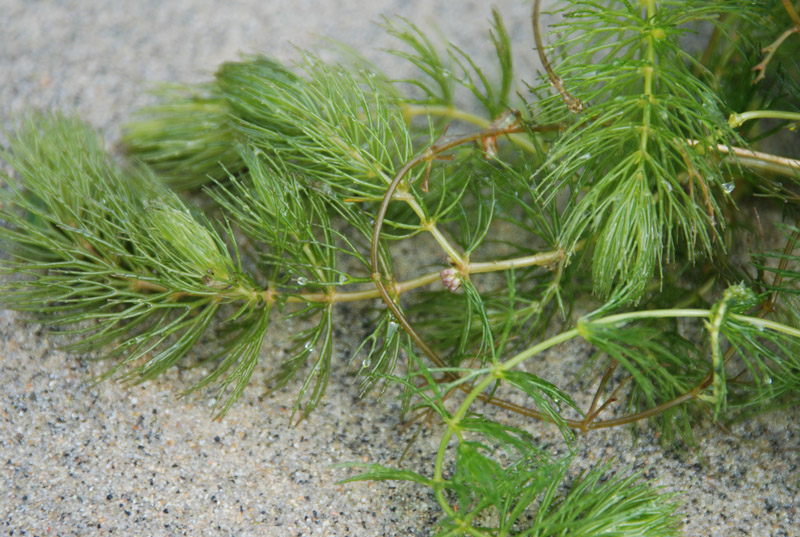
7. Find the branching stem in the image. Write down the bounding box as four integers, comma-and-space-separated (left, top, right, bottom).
370, 120, 580, 421
368, 104, 800, 431
752, 12, 800, 84
401, 104, 542, 154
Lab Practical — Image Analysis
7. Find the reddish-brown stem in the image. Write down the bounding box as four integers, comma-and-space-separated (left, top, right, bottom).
533, 0, 584, 113
586, 362, 618, 419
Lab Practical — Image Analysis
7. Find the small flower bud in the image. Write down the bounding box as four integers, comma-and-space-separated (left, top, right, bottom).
440, 267, 461, 293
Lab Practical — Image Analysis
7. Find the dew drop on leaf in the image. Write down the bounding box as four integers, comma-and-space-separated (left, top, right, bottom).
296, 276, 308, 285
722, 182, 735, 194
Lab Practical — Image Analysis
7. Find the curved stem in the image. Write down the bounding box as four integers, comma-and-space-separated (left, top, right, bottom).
369, 121, 580, 422
366, 119, 800, 434
532, 0, 584, 113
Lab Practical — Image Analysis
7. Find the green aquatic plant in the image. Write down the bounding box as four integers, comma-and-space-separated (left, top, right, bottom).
3, 1, 800, 535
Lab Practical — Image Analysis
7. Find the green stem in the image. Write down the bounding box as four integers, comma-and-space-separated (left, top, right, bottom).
433, 372, 500, 520
467, 246, 569, 275
428, 308, 721, 520
732, 313, 800, 339
495, 308, 711, 378
131, 242, 569, 307
729, 110, 800, 129
401, 193, 467, 267
403, 104, 490, 126
640, 0, 657, 157
593, 308, 709, 325
424, 220, 465, 266
401, 103, 539, 155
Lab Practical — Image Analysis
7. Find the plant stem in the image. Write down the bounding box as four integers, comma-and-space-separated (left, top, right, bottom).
686, 139, 800, 177
732, 313, 800, 339
433, 372, 498, 520
753, 25, 800, 84
369, 121, 579, 422
784, 0, 800, 26
402, 104, 490, 126
640, 0, 657, 157
729, 110, 800, 128
467, 247, 567, 274
404, 103, 800, 180
532, 0, 584, 112
401, 104, 540, 154
127, 243, 571, 307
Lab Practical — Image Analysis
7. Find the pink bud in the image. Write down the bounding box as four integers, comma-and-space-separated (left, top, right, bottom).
440, 267, 461, 293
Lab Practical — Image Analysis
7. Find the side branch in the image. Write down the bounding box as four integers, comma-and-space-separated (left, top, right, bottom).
532, 0, 584, 113
368, 119, 582, 422
752, 7, 800, 85
686, 139, 800, 177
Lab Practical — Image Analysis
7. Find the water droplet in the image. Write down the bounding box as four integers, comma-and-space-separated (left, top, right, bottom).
663, 181, 673, 192
387, 321, 398, 337
722, 182, 735, 194
338, 274, 347, 285
764, 376, 772, 385
304, 341, 313, 351
578, 153, 591, 160
296, 276, 308, 286
362, 357, 372, 368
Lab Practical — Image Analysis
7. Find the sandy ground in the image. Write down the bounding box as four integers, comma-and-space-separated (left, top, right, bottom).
1, 1, 798, 536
